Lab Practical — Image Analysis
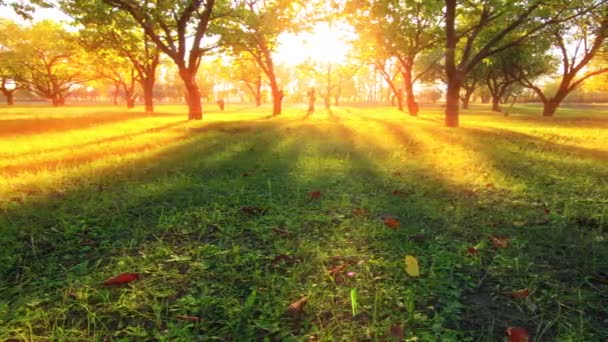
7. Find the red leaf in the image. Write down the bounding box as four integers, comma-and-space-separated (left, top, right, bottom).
176, 315, 200, 322
501, 288, 530, 299
489, 234, 509, 249
543, 208, 550, 215
506, 327, 530, 342
102, 273, 139, 286
467, 246, 478, 255
383, 217, 400, 229
389, 324, 405, 338
309, 190, 321, 200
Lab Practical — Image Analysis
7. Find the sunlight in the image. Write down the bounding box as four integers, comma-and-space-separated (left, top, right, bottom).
275, 22, 355, 66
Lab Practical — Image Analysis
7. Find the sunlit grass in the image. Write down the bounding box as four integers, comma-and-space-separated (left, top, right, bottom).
1, 103, 607, 340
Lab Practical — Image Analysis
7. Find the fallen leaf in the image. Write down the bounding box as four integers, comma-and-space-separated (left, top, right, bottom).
272, 227, 292, 237
404, 255, 420, 277
501, 288, 530, 299
328, 264, 348, 276
241, 172, 249, 177
352, 208, 369, 216
543, 208, 550, 215
176, 315, 200, 322
489, 234, 510, 249
240, 206, 267, 216
485, 183, 495, 188
102, 273, 140, 286
309, 190, 321, 200
389, 324, 405, 338
506, 326, 530, 342
467, 246, 478, 255
392, 190, 409, 196
271, 254, 294, 266
384, 217, 400, 229
287, 296, 308, 315
408, 234, 428, 242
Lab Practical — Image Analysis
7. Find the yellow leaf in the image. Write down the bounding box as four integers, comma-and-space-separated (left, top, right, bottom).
404, 255, 420, 277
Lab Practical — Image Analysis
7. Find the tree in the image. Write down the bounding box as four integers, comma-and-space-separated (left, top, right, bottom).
443, 0, 605, 127
297, 58, 360, 110
218, 0, 302, 115
101, 0, 223, 120
230, 55, 263, 106
348, 0, 443, 117
0, 19, 23, 105
63, 1, 162, 113
6, 21, 93, 106
516, 12, 608, 116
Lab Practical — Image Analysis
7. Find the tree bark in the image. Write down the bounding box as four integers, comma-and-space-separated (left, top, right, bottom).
271, 86, 283, 116
141, 77, 155, 114
179, 68, 203, 120
445, 77, 461, 127
542, 99, 560, 116
1, 90, 15, 106
461, 95, 471, 109
491, 96, 501, 112
402, 66, 419, 116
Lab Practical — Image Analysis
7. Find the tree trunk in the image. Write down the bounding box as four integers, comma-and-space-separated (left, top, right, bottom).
323, 94, 331, 109
307, 88, 315, 114
271, 87, 283, 116
542, 99, 560, 116
255, 76, 262, 107
142, 77, 155, 114
445, 78, 461, 127
461, 96, 470, 109
403, 67, 419, 116
2, 91, 14, 105
179, 68, 202, 120
52, 96, 65, 107
491, 96, 501, 112
126, 97, 136, 109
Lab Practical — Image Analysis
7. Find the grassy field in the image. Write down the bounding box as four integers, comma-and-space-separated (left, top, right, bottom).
0, 103, 607, 341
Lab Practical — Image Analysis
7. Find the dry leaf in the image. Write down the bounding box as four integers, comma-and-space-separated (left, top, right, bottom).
467, 246, 478, 255
489, 234, 510, 249
506, 326, 530, 342
404, 255, 420, 277
392, 190, 408, 196
501, 288, 530, 299
287, 296, 308, 315
176, 315, 200, 322
241, 206, 267, 216
272, 227, 292, 237
408, 234, 428, 242
328, 264, 348, 276
384, 217, 400, 229
352, 208, 369, 216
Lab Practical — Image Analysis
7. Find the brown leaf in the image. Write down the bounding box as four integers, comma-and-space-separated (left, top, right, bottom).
501, 288, 530, 299
240, 206, 267, 216
506, 326, 530, 342
352, 208, 369, 216
328, 264, 348, 276
309, 190, 321, 200
176, 315, 200, 322
408, 234, 428, 242
287, 296, 308, 315
392, 190, 409, 196
489, 234, 509, 249
467, 246, 478, 255
272, 227, 292, 237
389, 324, 405, 339
383, 217, 400, 229
241, 172, 250, 177
485, 183, 495, 188
271, 254, 294, 266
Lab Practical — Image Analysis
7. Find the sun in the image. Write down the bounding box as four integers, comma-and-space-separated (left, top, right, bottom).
274, 22, 355, 66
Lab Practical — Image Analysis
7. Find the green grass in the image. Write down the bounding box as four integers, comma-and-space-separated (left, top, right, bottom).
1, 103, 607, 341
